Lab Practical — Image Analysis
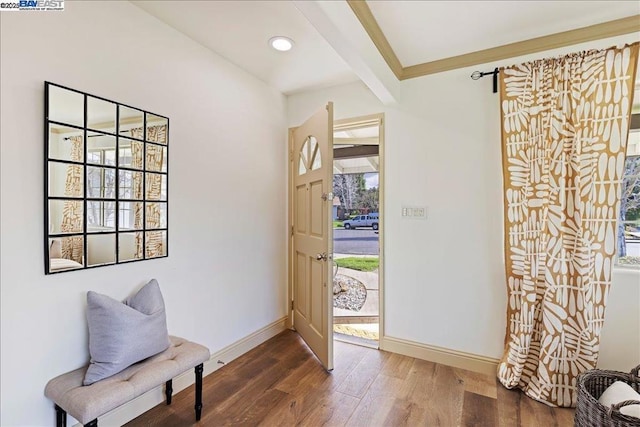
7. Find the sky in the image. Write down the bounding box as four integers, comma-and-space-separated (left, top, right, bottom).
365, 172, 379, 189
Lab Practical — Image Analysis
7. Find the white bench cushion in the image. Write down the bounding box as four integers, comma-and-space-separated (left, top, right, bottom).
45, 336, 210, 424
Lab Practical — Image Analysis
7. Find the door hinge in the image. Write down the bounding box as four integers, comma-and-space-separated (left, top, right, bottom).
291, 300, 294, 310
291, 225, 294, 236
289, 150, 293, 162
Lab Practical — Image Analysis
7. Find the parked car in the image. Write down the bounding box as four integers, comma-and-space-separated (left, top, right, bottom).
343, 214, 379, 230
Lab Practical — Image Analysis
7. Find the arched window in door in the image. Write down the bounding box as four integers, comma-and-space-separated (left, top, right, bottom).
298, 136, 321, 175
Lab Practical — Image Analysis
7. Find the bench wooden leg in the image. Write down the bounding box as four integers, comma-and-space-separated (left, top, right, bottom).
194, 363, 203, 421
165, 379, 173, 405
55, 404, 67, 427
84, 419, 97, 427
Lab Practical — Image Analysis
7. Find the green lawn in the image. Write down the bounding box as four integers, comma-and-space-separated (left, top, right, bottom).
333, 220, 343, 228
335, 257, 379, 272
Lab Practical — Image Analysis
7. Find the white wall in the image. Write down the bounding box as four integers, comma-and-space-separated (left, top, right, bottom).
0, 2, 287, 426
288, 34, 640, 370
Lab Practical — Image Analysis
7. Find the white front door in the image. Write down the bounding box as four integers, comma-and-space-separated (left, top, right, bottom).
291, 103, 334, 370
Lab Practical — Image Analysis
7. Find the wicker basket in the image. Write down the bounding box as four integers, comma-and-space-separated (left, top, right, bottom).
575, 365, 640, 427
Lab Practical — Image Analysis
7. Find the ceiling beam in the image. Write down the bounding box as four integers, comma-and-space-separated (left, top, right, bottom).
334, 114, 383, 131
294, 1, 399, 105
346, 0, 640, 80
334, 137, 379, 145
367, 157, 379, 171
334, 145, 379, 160
346, 0, 403, 80
339, 165, 377, 174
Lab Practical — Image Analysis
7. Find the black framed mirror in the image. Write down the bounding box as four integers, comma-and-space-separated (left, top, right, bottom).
45, 82, 169, 274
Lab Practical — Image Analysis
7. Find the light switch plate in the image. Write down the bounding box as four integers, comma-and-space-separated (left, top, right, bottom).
402, 206, 427, 219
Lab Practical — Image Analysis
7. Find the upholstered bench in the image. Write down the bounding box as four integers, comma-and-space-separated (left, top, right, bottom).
45, 336, 210, 427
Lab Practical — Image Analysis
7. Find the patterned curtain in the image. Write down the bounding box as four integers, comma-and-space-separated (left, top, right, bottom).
129, 128, 145, 259
130, 125, 166, 258
61, 136, 84, 263
497, 43, 638, 407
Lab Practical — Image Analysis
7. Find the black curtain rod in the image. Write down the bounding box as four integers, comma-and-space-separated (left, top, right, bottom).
64, 130, 133, 140
471, 68, 499, 93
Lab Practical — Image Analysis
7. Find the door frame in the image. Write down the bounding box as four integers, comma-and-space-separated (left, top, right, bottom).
287, 112, 385, 348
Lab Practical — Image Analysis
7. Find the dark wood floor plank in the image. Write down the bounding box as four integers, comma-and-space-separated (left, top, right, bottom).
273, 357, 331, 394
416, 363, 466, 426
203, 344, 310, 421
229, 388, 289, 426
497, 383, 522, 427
519, 389, 574, 427
329, 340, 369, 390
335, 347, 390, 398
297, 390, 360, 427
257, 388, 320, 426
346, 374, 407, 426
383, 398, 429, 426
552, 407, 576, 426
461, 391, 498, 427
381, 351, 414, 380
126, 330, 576, 427
454, 367, 498, 399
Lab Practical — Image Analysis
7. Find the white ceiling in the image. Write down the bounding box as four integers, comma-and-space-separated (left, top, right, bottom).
132, 1, 639, 99
368, 1, 640, 65
132, 1, 359, 95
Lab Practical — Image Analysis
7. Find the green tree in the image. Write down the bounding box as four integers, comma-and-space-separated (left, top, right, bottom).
357, 187, 379, 211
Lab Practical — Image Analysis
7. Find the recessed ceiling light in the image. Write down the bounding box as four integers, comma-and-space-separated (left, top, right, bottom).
269, 36, 294, 52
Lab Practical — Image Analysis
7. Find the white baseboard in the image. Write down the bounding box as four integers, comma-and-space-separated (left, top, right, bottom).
72, 316, 289, 427
380, 335, 499, 376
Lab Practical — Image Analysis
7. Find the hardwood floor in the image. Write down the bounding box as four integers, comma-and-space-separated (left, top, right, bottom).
126, 330, 575, 426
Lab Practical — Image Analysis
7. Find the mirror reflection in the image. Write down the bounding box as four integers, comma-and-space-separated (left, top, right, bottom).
146, 114, 168, 144
48, 124, 84, 162
46, 82, 169, 274
119, 138, 143, 169
146, 202, 167, 229
146, 230, 167, 258
87, 201, 116, 232
49, 161, 83, 198
119, 202, 143, 230
49, 200, 83, 234
87, 166, 116, 199
119, 106, 144, 139
87, 97, 116, 134
48, 236, 84, 272
145, 144, 167, 172
119, 232, 143, 262
146, 173, 167, 200
119, 170, 143, 200
87, 133, 117, 165
87, 234, 116, 266
48, 85, 83, 127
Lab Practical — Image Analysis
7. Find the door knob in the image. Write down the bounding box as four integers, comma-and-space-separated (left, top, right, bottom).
316, 252, 328, 261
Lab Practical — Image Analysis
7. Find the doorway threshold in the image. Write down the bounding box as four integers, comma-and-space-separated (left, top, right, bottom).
333, 322, 379, 349
333, 332, 378, 349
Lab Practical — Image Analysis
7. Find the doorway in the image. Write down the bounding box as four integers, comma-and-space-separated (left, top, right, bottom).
331, 114, 384, 348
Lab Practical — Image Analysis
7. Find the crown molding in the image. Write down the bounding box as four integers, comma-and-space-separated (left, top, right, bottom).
402, 15, 640, 79
347, 0, 640, 80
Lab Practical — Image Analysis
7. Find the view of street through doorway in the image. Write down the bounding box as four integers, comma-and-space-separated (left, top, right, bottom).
332, 114, 383, 348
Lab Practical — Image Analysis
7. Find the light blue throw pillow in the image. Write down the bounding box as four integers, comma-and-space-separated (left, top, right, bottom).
83, 279, 170, 385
